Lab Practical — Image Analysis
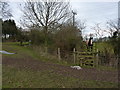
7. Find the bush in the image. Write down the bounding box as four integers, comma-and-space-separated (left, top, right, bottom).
16, 29, 29, 45
54, 25, 83, 52
29, 30, 45, 45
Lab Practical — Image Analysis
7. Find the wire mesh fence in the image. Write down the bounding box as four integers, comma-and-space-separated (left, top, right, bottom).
98, 52, 118, 68
32, 45, 118, 68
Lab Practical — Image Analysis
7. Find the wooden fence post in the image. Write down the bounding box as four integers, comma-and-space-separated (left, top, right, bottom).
96, 49, 99, 67
73, 48, 76, 64
58, 48, 61, 61
45, 47, 48, 55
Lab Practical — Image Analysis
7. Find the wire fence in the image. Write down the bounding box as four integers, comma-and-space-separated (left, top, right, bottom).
32, 45, 118, 68
98, 52, 118, 67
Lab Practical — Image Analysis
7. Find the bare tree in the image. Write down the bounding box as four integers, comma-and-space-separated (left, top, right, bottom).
76, 20, 86, 36
0, 1, 12, 19
91, 20, 119, 38
20, 0, 71, 46
91, 23, 104, 38
77, 20, 86, 31
20, 0, 71, 29
104, 20, 118, 37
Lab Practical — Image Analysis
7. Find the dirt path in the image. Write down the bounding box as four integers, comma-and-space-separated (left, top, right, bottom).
2, 56, 118, 83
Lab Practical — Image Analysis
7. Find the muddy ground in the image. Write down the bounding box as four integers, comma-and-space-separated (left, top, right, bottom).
2, 56, 118, 83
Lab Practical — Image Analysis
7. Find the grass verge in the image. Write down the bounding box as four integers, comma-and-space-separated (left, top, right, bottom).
2, 65, 118, 88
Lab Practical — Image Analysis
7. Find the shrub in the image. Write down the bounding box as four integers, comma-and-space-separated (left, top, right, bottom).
29, 30, 45, 45
54, 25, 83, 52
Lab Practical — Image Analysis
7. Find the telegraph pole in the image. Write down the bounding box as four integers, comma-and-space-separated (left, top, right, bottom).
72, 10, 77, 26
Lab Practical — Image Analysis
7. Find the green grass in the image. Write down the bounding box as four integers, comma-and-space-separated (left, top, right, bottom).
2, 42, 117, 69
2, 42, 118, 88
95, 42, 114, 54
2, 65, 79, 88
2, 42, 70, 66
2, 65, 118, 88
2, 42, 36, 59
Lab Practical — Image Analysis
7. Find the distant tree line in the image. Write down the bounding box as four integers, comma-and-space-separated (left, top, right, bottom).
18, 0, 85, 53
2, 19, 17, 39
2, 19, 29, 44
2, 18, 84, 53
1, 1, 86, 55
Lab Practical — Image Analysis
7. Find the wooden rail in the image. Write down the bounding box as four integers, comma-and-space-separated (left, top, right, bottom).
75, 51, 98, 67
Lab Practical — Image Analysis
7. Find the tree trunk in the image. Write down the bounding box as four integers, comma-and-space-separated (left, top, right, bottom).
20, 41, 23, 46
4, 34, 7, 40
44, 26, 48, 47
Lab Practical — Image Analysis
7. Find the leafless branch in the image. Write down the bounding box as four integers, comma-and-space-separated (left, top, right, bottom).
20, 0, 71, 32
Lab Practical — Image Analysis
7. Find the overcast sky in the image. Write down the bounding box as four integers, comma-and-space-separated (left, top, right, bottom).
8, 0, 119, 37
70, 2, 118, 36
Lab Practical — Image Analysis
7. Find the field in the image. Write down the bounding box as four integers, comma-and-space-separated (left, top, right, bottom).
2, 42, 118, 88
